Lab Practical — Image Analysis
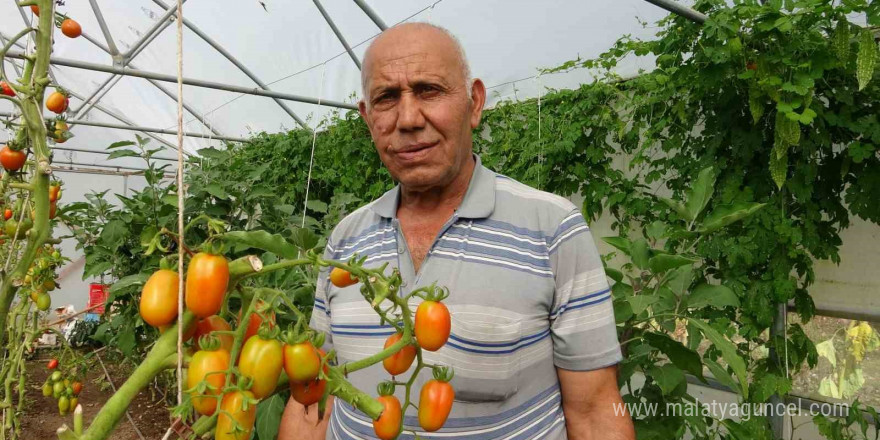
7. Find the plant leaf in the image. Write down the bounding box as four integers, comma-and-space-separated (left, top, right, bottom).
107, 149, 141, 160
255, 394, 286, 440
815, 339, 837, 368
602, 236, 631, 255
109, 273, 150, 295
698, 202, 767, 233
647, 363, 685, 395
659, 197, 691, 221
685, 167, 715, 221
107, 140, 136, 149
221, 231, 299, 259
630, 238, 651, 269
626, 295, 659, 315
687, 318, 749, 399
687, 283, 740, 309
644, 332, 705, 382
648, 254, 697, 274
666, 265, 694, 297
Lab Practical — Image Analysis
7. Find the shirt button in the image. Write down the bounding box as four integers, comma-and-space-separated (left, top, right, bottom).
398, 247, 405, 254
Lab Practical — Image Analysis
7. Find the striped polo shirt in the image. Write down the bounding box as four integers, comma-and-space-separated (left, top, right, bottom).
311, 155, 621, 440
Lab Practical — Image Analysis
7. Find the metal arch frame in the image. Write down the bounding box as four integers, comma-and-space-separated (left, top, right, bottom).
313, 0, 362, 70
150, 0, 309, 129
353, 0, 388, 31
0, 30, 187, 154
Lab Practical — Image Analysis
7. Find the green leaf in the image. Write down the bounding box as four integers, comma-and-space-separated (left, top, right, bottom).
647, 363, 685, 395
601, 236, 631, 255
705, 358, 740, 395
687, 283, 740, 309
107, 149, 141, 160
644, 332, 705, 382
604, 267, 624, 283
255, 394, 286, 440
613, 299, 633, 324
815, 339, 837, 368
222, 231, 299, 259
645, 220, 667, 241
666, 265, 693, 297
139, 226, 159, 247
100, 220, 128, 251
161, 194, 179, 207
721, 419, 753, 440
626, 295, 659, 315
292, 227, 320, 251
857, 29, 877, 91
840, 366, 865, 398
205, 183, 229, 200
306, 200, 329, 214
659, 197, 691, 221
197, 147, 226, 160
109, 273, 150, 295
107, 140, 136, 149
630, 238, 651, 269
685, 167, 715, 221
699, 202, 766, 233
687, 318, 749, 398
648, 254, 697, 274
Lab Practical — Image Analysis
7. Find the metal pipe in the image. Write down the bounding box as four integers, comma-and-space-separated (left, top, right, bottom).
51, 146, 179, 162
0, 111, 247, 143
768, 303, 787, 438
313, 0, 362, 70
54, 160, 168, 172
87, 0, 121, 55
642, 0, 707, 24
787, 302, 880, 323
4, 51, 358, 110
128, 18, 173, 61
353, 0, 388, 30
123, 0, 185, 60
151, 0, 308, 129
52, 166, 142, 177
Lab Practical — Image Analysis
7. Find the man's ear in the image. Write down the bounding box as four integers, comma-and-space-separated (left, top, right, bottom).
469, 79, 486, 129
358, 100, 373, 132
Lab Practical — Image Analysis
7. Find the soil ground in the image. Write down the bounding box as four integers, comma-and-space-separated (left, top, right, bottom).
20, 349, 173, 440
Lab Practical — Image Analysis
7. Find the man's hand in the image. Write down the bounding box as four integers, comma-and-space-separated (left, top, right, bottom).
278, 396, 332, 440
557, 365, 635, 440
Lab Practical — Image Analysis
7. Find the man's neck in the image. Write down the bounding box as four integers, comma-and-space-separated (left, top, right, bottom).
398, 155, 476, 216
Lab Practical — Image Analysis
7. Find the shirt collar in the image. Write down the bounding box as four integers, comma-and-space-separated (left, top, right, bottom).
371, 154, 496, 220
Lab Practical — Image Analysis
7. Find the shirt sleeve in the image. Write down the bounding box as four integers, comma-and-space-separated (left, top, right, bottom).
309, 244, 334, 352
547, 209, 621, 371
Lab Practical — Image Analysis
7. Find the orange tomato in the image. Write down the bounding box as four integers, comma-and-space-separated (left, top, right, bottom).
193, 315, 233, 352
283, 341, 321, 383
139, 269, 179, 327
372, 395, 402, 440
329, 267, 358, 288
187, 349, 230, 416
185, 252, 229, 318
215, 390, 256, 440
61, 19, 82, 38
238, 335, 283, 399
0, 147, 26, 172
414, 300, 451, 352
382, 332, 416, 376
418, 379, 454, 432
289, 377, 326, 406
45, 92, 68, 114
30, 5, 38, 16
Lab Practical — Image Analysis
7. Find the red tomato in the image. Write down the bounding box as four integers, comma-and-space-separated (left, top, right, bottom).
372, 395, 402, 440
71, 381, 83, 395
239, 300, 275, 343
0, 81, 14, 97
289, 377, 326, 406
238, 335, 283, 399
60, 19, 82, 38
187, 349, 230, 416
418, 379, 455, 432
139, 269, 179, 327
47, 359, 58, 370
30, 5, 39, 15
215, 390, 256, 440
283, 341, 321, 383
382, 332, 416, 376
329, 267, 358, 288
0, 147, 27, 172
45, 92, 68, 114
414, 300, 451, 351
193, 315, 233, 352
3, 209, 11, 221
185, 252, 229, 318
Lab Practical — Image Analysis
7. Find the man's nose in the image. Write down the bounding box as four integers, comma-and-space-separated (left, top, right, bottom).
397, 92, 426, 132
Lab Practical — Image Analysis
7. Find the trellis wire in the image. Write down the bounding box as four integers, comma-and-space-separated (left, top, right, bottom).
301, 62, 326, 228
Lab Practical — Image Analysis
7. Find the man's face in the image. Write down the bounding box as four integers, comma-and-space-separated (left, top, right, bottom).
359, 26, 485, 192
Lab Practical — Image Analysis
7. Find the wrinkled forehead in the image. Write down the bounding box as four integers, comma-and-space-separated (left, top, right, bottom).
362, 26, 464, 90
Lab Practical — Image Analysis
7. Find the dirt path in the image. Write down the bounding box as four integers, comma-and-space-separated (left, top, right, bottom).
20, 352, 173, 440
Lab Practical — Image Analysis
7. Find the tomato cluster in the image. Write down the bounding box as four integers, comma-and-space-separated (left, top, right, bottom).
18, 244, 64, 311
41, 360, 83, 416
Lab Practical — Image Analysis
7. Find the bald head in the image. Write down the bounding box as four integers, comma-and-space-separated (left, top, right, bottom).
361, 23, 472, 106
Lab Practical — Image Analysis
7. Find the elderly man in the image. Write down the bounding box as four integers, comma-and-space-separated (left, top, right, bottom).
280, 22, 634, 440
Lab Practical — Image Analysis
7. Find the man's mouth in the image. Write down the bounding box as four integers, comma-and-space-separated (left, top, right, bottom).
394, 141, 438, 161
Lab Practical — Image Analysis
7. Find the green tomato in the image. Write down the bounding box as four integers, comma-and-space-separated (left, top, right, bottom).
51, 371, 62, 382
58, 396, 69, 415
42, 382, 52, 397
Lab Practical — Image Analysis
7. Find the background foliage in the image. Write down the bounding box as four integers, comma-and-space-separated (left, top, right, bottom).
63, 0, 880, 438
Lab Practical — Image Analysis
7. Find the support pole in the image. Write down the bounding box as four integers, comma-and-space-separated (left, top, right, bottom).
87, 0, 121, 56
0, 111, 247, 143
313, 0, 362, 70
151, 0, 309, 129
4, 51, 357, 110
353, 0, 388, 30
122, 0, 186, 60
641, 0, 707, 24
768, 303, 787, 439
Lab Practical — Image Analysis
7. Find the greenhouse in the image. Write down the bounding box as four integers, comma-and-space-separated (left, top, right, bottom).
0, 0, 878, 439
